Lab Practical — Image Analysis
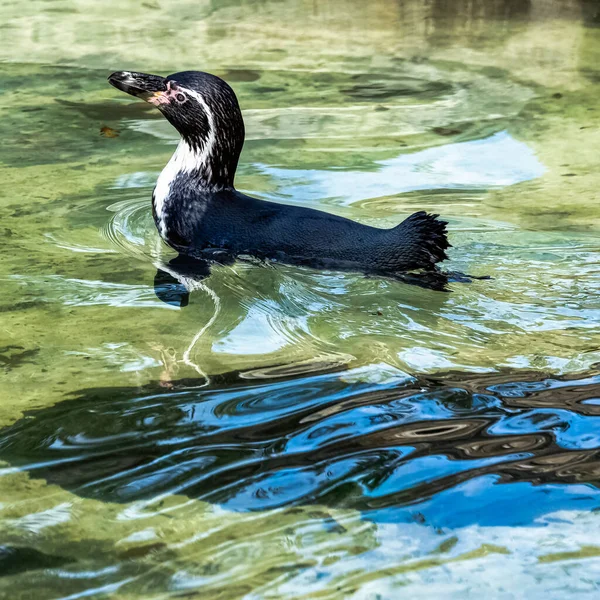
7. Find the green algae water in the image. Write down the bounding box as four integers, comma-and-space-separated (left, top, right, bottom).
1, 0, 600, 598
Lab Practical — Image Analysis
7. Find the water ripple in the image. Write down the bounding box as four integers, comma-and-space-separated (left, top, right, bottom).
1, 364, 599, 527
102, 196, 160, 262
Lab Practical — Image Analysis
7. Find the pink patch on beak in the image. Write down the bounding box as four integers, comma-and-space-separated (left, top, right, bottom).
147, 92, 170, 106
146, 81, 178, 106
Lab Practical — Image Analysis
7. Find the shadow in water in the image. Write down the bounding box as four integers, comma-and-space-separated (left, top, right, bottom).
1, 363, 599, 528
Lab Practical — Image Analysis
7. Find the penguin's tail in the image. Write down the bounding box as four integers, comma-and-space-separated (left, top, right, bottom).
391, 211, 451, 271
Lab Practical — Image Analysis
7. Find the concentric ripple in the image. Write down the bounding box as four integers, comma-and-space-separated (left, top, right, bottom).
101, 194, 162, 262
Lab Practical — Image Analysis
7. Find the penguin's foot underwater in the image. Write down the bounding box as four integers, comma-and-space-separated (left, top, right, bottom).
108, 70, 459, 280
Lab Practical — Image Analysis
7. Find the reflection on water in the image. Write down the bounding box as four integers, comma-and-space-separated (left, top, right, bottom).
258, 132, 546, 205
2, 364, 600, 598
2, 364, 600, 523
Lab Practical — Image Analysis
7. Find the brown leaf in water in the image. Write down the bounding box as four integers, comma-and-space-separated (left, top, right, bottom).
100, 126, 119, 138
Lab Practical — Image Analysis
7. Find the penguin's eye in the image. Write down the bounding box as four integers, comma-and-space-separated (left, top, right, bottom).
175, 93, 186, 103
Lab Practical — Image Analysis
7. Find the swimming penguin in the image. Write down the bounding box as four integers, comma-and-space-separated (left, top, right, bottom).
108, 71, 450, 275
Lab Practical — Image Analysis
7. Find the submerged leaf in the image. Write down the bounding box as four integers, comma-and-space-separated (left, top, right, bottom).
100, 125, 119, 138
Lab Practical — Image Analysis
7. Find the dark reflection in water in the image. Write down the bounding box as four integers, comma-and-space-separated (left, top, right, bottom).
1, 364, 599, 527
152, 254, 490, 308
0, 546, 71, 577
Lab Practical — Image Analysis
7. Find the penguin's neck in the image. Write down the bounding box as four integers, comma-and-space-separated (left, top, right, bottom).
152, 137, 231, 238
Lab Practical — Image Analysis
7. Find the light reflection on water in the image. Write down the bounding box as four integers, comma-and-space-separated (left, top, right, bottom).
258, 131, 546, 205
1, 365, 600, 597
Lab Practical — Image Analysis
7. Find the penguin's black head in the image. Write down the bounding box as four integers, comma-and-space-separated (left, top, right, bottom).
108, 70, 245, 187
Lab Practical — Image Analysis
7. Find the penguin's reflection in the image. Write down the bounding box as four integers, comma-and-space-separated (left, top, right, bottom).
152, 254, 475, 307
153, 254, 229, 307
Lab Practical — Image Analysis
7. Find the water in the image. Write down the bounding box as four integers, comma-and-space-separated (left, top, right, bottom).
1, 0, 599, 597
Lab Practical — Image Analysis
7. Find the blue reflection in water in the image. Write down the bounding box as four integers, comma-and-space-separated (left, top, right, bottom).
257, 132, 546, 204
0, 364, 599, 528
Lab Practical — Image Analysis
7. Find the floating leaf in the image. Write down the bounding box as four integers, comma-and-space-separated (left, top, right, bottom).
100, 125, 119, 138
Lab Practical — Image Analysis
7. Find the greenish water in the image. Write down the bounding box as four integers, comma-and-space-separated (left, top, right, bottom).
1, 1, 600, 598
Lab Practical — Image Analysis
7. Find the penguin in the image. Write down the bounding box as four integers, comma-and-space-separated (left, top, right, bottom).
108, 70, 450, 279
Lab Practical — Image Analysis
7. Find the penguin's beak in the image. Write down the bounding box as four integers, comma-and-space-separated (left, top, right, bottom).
108, 71, 168, 100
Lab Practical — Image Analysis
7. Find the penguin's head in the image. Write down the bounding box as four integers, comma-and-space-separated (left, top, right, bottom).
108, 70, 245, 186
